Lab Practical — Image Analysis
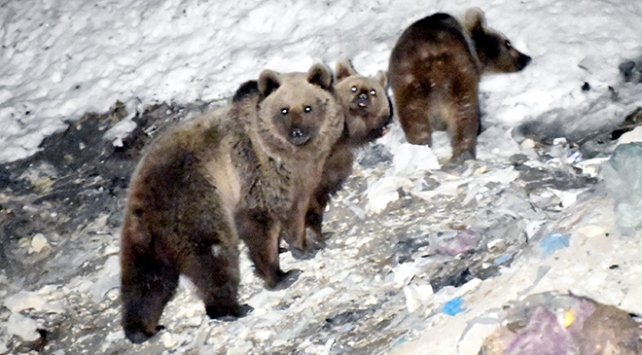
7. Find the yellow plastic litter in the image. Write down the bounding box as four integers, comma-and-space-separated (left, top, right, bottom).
563, 310, 575, 328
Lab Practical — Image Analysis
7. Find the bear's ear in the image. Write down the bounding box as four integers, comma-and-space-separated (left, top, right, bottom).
335, 59, 357, 81
258, 69, 282, 97
233, 80, 259, 103
307, 63, 333, 91
375, 70, 388, 89
463, 7, 486, 34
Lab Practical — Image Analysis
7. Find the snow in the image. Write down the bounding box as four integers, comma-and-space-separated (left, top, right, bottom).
2, 0, 641, 163
2, 0, 642, 353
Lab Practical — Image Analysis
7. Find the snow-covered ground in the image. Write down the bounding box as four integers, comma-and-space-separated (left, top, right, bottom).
2, 0, 642, 354
2, 0, 641, 163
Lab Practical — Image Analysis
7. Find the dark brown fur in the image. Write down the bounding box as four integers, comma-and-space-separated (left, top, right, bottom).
389, 8, 531, 163
120, 64, 343, 343
304, 60, 392, 243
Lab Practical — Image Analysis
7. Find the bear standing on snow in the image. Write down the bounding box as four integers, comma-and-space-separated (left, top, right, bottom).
119, 64, 344, 343
388, 8, 531, 164
302, 60, 392, 246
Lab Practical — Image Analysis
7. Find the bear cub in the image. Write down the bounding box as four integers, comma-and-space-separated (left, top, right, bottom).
302, 60, 392, 247
120, 64, 343, 343
388, 8, 531, 164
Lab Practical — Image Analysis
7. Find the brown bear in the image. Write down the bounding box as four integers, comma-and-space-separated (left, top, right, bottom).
300, 60, 392, 248
119, 63, 344, 343
388, 8, 531, 164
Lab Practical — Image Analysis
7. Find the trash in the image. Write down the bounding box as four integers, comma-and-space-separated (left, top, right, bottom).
493, 254, 511, 265
602, 142, 642, 236
431, 229, 482, 257
392, 143, 440, 175
562, 309, 574, 328
403, 284, 434, 313
479, 292, 642, 355
442, 297, 465, 316
365, 176, 413, 214
539, 233, 570, 258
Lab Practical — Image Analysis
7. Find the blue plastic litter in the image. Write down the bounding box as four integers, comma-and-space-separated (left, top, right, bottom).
540, 233, 570, 258
494, 254, 511, 265
442, 297, 465, 316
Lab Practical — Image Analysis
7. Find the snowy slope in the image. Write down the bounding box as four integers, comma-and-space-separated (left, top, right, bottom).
2, 0, 642, 354
2, 0, 641, 163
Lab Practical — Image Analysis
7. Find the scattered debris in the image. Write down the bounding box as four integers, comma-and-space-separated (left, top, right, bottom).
0, 99, 636, 354
479, 292, 642, 355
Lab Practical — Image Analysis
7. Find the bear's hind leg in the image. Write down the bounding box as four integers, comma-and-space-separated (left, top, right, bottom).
305, 196, 325, 242
121, 247, 179, 344
446, 103, 479, 163
395, 95, 433, 146
181, 246, 250, 320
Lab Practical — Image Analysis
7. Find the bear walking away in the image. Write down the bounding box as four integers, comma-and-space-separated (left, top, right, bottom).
302, 60, 392, 246
120, 64, 344, 343
388, 8, 531, 164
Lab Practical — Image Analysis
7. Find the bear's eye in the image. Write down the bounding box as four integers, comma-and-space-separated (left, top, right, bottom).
304, 106, 312, 113
505, 40, 512, 49
370, 89, 376, 96
351, 86, 357, 93
281, 108, 289, 115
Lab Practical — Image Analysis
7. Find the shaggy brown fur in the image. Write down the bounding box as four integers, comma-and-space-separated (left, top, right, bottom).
303, 60, 392, 244
389, 8, 531, 163
120, 64, 344, 343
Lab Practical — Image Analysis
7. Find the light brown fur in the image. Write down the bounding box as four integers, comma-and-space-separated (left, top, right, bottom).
120, 64, 344, 343
303, 60, 392, 245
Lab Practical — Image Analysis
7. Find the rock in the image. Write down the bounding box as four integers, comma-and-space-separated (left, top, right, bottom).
30, 233, 49, 253
91, 255, 121, 303
617, 126, 642, 145
161, 332, 178, 349
7, 313, 41, 342
4, 291, 64, 314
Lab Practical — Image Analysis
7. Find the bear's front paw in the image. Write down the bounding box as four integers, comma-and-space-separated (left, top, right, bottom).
267, 269, 302, 290
124, 324, 164, 344
206, 303, 253, 321
289, 238, 325, 260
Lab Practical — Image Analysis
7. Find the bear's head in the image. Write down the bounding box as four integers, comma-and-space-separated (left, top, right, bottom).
334, 60, 393, 146
255, 64, 344, 158
463, 8, 531, 73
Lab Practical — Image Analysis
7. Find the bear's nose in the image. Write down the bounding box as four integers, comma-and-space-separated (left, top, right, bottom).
518, 54, 532, 70
290, 127, 310, 145
356, 92, 369, 108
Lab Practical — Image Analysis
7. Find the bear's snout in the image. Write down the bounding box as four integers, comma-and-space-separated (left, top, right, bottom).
354, 91, 370, 108
289, 127, 310, 145
517, 53, 532, 70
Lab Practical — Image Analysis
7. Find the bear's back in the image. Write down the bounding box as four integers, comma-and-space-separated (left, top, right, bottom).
124, 109, 245, 246
391, 13, 469, 61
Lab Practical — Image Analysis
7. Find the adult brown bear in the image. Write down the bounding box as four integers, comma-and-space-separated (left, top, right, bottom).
119, 64, 344, 343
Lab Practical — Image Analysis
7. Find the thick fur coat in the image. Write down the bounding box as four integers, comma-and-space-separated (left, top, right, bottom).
389, 8, 531, 163
120, 64, 344, 343
303, 60, 392, 243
